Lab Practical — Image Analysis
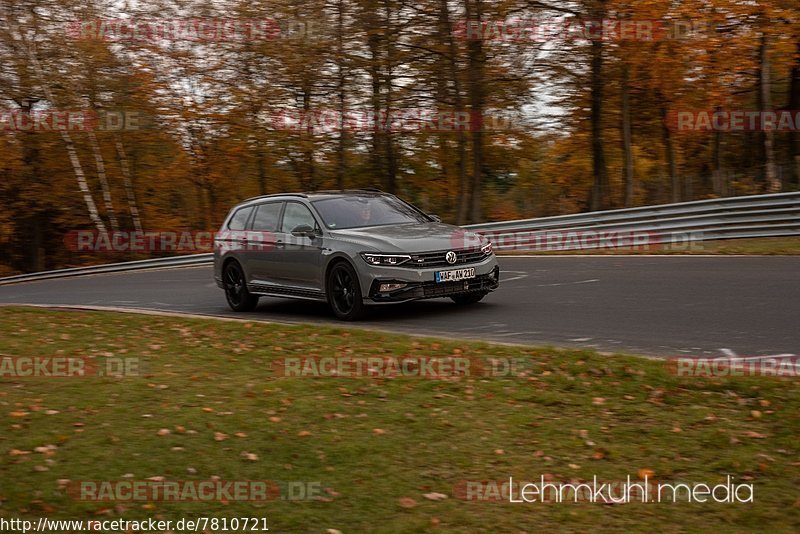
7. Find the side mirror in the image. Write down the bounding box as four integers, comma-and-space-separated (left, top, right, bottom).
429, 214, 442, 222
291, 224, 317, 239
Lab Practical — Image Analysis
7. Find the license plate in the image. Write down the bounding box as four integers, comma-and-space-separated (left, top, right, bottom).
435, 268, 475, 283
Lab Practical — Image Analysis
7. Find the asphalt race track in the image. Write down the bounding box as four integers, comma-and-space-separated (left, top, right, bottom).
0, 256, 798, 358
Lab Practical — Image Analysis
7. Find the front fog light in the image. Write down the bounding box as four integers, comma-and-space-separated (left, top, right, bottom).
379, 282, 407, 292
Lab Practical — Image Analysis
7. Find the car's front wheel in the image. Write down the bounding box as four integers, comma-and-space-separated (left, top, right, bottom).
223, 261, 259, 312
327, 261, 365, 320
450, 292, 487, 305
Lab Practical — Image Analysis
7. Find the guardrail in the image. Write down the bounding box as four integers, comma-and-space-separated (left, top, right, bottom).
0, 192, 798, 285
0, 254, 213, 285
465, 191, 800, 251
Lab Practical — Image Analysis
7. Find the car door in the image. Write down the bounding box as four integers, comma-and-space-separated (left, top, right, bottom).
274, 201, 324, 291
247, 201, 284, 286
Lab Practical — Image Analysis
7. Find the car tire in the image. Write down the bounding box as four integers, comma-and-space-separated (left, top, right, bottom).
223, 261, 259, 312
327, 261, 365, 320
450, 292, 487, 305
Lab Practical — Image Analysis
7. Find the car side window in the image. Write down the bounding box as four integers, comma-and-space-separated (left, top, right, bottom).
281, 202, 317, 233
227, 206, 254, 231
251, 202, 283, 231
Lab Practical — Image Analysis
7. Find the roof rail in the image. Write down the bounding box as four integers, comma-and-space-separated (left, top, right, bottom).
302, 188, 388, 195
241, 192, 309, 203
241, 188, 385, 203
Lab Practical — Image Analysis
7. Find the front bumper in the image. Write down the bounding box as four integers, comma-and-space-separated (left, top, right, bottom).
363, 256, 500, 303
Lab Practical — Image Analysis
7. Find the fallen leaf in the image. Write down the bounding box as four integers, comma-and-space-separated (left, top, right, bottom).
638, 468, 655, 479
298, 431, 312, 437
398, 497, 417, 508
423, 492, 448, 501
213, 432, 228, 441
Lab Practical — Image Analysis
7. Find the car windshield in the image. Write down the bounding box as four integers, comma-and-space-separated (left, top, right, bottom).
311, 195, 431, 229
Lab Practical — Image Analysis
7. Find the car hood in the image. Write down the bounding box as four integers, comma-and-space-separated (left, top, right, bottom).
329, 222, 484, 253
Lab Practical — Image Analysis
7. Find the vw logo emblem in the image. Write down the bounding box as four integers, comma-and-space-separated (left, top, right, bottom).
445, 251, 458, 265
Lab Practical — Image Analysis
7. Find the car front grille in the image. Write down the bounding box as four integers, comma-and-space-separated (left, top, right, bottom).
402, 248, 489, 269
421, 273, 495, 297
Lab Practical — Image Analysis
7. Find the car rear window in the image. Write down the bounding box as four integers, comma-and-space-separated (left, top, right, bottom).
227, 206, 254, 231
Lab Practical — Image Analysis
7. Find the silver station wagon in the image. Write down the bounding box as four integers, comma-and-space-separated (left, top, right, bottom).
213, 190, 499, 320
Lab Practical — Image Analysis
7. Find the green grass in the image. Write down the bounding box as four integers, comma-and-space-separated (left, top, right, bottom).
1, 307, 799, 533
496, 236, 800, 255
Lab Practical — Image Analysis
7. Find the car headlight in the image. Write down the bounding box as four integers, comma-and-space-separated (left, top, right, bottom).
360, 253, 412, 266
480, 241, 493, 255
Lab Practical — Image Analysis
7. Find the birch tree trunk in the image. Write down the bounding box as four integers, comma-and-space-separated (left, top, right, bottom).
759, 33, 780, 193
114, 137, 143, 233
2, 8, 107, 233
88, 127, 119, 232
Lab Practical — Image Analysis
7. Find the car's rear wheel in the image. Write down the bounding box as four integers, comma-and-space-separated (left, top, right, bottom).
327, 262, 365, 320
223, 261, 259, 312
450, 292, 487, 305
